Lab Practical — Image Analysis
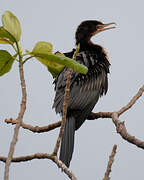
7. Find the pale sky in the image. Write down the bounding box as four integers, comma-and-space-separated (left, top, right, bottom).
1, 0, 144, 179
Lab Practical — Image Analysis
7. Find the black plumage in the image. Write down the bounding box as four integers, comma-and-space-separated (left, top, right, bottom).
53, 20, 116, 167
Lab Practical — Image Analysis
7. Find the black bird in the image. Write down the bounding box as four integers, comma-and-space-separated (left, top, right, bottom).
53, 20, 116, 167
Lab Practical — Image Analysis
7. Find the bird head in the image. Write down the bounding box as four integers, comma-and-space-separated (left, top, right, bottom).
75, 20, 116, 45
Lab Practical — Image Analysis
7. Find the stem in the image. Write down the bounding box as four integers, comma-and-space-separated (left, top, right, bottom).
4, 42, 27, 180
23, 56, 34, 64
104, 145, 117, 180
22, 53, 30, 57
53, 44, 80, 155
11, 43, 17, 52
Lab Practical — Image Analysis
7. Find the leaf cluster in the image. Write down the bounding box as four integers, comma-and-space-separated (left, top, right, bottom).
0, 11, 88, 77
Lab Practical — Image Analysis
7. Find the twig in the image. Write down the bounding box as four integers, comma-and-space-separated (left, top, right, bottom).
22, 56, 34, 64
53, 68, 73, 155
117, 85, 144, 116
87, 112, 112, 120
53, 156, 77, 180
4, 42, 27, 180
0, 153, 77, 180
5, 118, 61, 133
88, 85, 144, 120
53, 44, 80, 155
112, 112, 144, 149
0, 153, 52, 163
88, 85, 144, 150
104, 144, 117, 180
5, 111, 111, 133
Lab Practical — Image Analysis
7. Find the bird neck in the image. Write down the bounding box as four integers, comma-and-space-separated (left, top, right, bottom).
79, 40, 100, 51
78, 41, 110, 68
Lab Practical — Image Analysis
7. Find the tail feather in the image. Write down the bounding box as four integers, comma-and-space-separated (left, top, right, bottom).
59, 115, 75, 167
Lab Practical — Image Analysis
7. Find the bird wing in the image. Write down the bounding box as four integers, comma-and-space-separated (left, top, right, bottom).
53, 50, 108, 114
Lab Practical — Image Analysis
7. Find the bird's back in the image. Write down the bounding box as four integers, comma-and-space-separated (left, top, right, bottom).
53, 45, 110, 130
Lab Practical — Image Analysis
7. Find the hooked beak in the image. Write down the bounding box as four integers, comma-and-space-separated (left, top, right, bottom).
93, 22, 116, 35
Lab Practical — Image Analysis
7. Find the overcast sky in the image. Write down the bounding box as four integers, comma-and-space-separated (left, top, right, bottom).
1, 0, 144, 180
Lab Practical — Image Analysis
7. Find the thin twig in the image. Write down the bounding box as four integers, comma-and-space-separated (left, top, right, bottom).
5, 112, 111, 133
88, 85, 144, 120
0, 153, 52, 163
53, 44, 80, 155
53, 156, 77, 180
5, 118, 61, 133
117, 85, 144, 116
53, 68, 73, 155
104, 144, 117, 180
22, 56, 34, 64
4, 42, 27, 180
112, 112, 144, 149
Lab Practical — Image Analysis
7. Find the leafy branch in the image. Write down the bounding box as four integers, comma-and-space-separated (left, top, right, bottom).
0, 11, 87, 180
4, 42, 26, 180
0, 11, 88, 78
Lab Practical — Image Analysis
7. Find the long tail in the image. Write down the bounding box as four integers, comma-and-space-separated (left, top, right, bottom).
59, 115, 75, 167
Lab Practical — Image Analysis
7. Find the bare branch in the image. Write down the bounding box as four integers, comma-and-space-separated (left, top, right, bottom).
5, 111, 112, 133
4, 44, 27, 180
88, 85, 144, 150
5, 112, 112, 133
53, 44, 80, 155
117, 85, 144, 116
53, 68, 73, 155
53, 156, 77, 180
87, 112, 112, 120
104, 144, 117, 180
4, 84, 144, 154
0, 153, 77, 180
5, 118, 61, 133
0, 153, 52, 163
88, 85, 144, 120
112, 112, 144, 149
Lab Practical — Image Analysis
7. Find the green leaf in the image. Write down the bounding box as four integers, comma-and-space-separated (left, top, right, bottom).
47, 52, 66, 77
0, 37, 13, 45
31, 41, 88, 77
0, 50, 15, 76
31, 52, 88, 75
0, 26, 15, 43
33, 41, 53, 54
2, 11, 21, 42
32, 41, 64, 77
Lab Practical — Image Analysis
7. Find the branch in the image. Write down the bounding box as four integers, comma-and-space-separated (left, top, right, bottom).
5, 111, 111, 133
53, 156, 77, 180
53, 68, 73, 155
5, 118, 61, 133
103, 144, 117, 180
112, 112, 144, 149
88, 85, 144, 150
87, 112, 112, 120
117, 85, 144, 116
53, 44, 80, 155
88, 85, 144, 119
4, 84, 144, 151
0, 153, 52, 163
4, 43, 27, 180
0, 153, 77, 180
